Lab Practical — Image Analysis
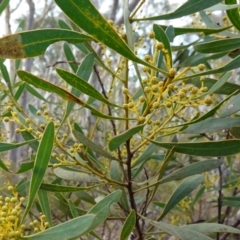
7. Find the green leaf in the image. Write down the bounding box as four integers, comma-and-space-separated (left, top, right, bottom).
194, 37, 240, 53
132, 140, 160, 167
153, 24, 172, 68
226, 0, 240, 31
21, 122, 54, 223
189, 77, 240, 95
175, 90, 238, 128
181, 223, 240, 234
109, 124, 145, 151
158, 175, 204, 221
56, 68, 119, 107
120, 210, 136, 240
20, 214, 95, 240
181, 55, 240, 79
25, 83, 50, 102
63, 53, 94, 121
135, 0, 222, 20
144, 217, 213, 240
0, 59, 12, 94
16, 162, 34, 174
38, 190, 52, 227
207, 3, 240, 11
0, 158, 10, 172
159, 159, 223, 184
183, 118, 240, 134
69, 200, 79, 218
0, 0, 9, 15
14, 82, 25, 101
147, 138, 240, 156
0, 139, 37, 153
18, 70, 128, 120
203, 71, 232, 95
40, 183, 98, 192
53, 167, 101, 183
87, 190, 122, 229
0, 29, 93, 59
219, 92, 240, 117
63, 43, 78, 72
54, 0, 166, 74
73, 129, 118, 160
110, 161, 129, 211
160, 25, 230, 36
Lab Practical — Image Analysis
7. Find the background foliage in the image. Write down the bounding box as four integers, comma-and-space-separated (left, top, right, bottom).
1, 0, 240, 239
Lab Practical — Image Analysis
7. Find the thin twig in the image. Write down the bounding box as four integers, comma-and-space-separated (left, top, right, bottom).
93, 65, 123, 164
46, 60, 80, 68
140, 167, 150, 231
126, 139, 143, 240
217, 163, 223, 240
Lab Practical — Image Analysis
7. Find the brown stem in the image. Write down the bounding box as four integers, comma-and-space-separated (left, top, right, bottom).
126, 139, 143, 240
93, 65, 123, 165
217, 164, 223, 240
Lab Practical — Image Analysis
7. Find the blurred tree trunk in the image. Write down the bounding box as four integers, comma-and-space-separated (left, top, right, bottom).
6, 1, 35, 171
22, 0, 35, 112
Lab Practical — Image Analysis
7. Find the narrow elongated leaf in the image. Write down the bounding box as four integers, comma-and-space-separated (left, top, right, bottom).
63, 43, 78, 72
183, 118, 240, 134
21, 122, 54, 223
69, 200, 79, 218
207, 3, 240, 11
226, 0, 240, 31
56, 68, 118, 107
0, 29, 93, 59
0, 139, 37, 152
153, 24, 172, 68
147, 138, 240, 156
63, 53, 94, 121
25, 83, 50, 102
38, 190, 52, 227
110, 161, 129, 211
158, 175, 204, 221
144, 217, 213, 240
176, 90, 238, 129
16, 162, 34, 174
203, 71, 232, 95
132, 140, 160, 167
0, 59, 12, 93
189, 77, 240, 95
194, 38, 240, 53
159, 159, 223, 184
156, 25, 230, 37
219, 92, 240, 117
0, 0, 9, 15
54, 0, 166, 74
120, 210, 136, 240
73, 129, 117, 160
0, 158, 10, 172
109, 124, 145, 151
181, 55, 240, 79
53, 167, 101, 183
181, 223, 240, 234
40, 183, 98, 192
21, 214, 95, 240
18, 70, 129, 120
136, 0, 222, 20
87, 190, 122, 229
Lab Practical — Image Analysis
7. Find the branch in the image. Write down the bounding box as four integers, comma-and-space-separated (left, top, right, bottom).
46, 60, 80, 68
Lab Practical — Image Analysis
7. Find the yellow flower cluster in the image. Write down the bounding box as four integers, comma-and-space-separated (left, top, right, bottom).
0, 186, 25, 239
0, 185, 49, 239
120, 35, 213, 142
